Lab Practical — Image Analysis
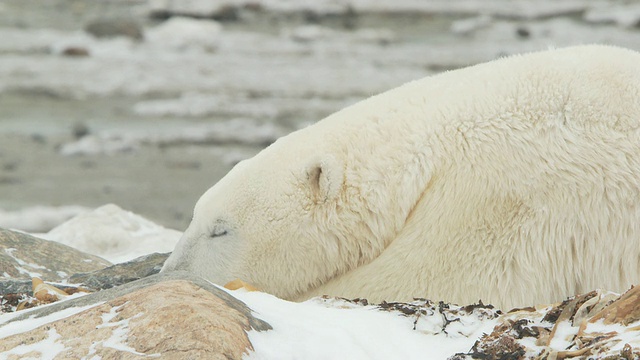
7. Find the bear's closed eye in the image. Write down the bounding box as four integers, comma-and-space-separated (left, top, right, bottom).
210, 229, 228, 238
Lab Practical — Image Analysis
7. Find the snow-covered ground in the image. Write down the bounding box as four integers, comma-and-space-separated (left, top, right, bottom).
0, 281, 498, 360
234, 291, 498, 360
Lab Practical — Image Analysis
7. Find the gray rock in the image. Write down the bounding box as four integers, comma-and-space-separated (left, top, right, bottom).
84, 18, 144, 40
0, 279, 30, 295
68, 252, 170, 290
0, 228, 111, 284
149, 1, 240, 21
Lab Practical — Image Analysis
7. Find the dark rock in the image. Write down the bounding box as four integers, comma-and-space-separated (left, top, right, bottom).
515, 26, 530, 39
85, 19, 144, 40
0, 279, 31, 295
2, 161, 19, 172
148, 2, 240, 21
68, 252, 170, 290
72, 122, 90, 139
61, 46, 90, 57
0, 228, 111, 286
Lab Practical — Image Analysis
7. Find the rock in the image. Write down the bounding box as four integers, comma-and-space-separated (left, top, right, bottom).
60, 46, 90, 57
590, 285, 640, 326
1, 278, 91, 312
515, 26, 530, 39
0, 279, 31, 295
68, 252, 170, 290
71, 122, 90, 139
0, 272, 271, 359
42, 204, 182, 264
0, 228, 111, 283
451, 288, 640, 359
148, 0, 240, 21
84, 18, 144, 40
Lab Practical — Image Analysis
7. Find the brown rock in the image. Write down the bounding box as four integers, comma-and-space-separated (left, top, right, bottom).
590, 285, 640, 325
0, 272, 271, 359
61, 47, 90, 57
0, 228, 111, 284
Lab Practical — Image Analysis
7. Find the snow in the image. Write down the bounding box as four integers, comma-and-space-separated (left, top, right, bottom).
146, 17, 222, 52
0, 205, 90, 233
40, 204, 182, 264
4, 248, 45, 278
547, 320, 575, 349
0, 301, 103, 340
93, 305, 160, 357
0, 328, 66, 360
583, 4, 640, 28
229, 290, 498, 360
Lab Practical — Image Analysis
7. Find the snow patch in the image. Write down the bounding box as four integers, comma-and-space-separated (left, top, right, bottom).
0, 302, 104, 340
4, 248, 46, 278
229, 290, 497, 360
0, 328, 66, 360
41, 204, 181, 264
146, 17, 222, 52
583, 4, 640, 28
94, 305, 159, 357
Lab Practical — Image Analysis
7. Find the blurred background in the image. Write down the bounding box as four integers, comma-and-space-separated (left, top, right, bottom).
1, 0, 639, 233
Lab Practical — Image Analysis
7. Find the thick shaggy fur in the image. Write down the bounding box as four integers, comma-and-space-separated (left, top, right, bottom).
162, 45, 640, 309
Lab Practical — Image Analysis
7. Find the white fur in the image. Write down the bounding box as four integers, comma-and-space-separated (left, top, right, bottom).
162, 45, 640, 309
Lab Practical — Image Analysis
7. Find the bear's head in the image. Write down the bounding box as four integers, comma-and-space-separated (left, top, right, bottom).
161, 112, 432, 299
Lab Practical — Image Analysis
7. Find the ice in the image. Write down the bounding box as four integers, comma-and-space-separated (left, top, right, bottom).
583, 3, 640, 28
450, 15, 493, 35
60, 119, 290, 156
41, 204, 182, 264
0, 205, 90, 233
146, 17, 223, 52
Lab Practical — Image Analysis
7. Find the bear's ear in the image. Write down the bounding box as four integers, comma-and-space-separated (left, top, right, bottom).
305, 156, 343, 203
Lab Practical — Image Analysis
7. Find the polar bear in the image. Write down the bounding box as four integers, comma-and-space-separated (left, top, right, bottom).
162, 45, 640, 309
